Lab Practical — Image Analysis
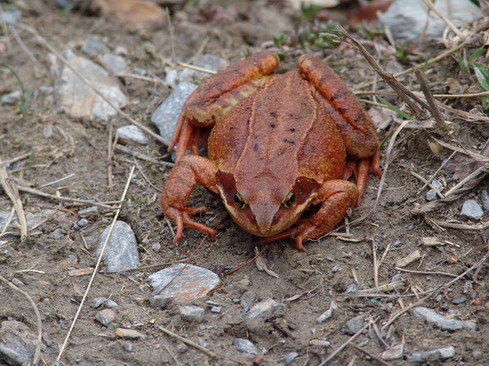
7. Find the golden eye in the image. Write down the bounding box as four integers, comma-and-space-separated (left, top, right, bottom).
283, 190, 295, 208
234, 192, 246, 209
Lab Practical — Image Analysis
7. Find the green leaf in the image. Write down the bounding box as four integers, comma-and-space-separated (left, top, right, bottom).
473, 63, 489, 91
377, 96, 414, 120
468, 46, 485, 64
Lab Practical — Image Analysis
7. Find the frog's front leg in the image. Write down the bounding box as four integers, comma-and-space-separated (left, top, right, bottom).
261, 180, 358, 251
170, 51, 280, 161
161, 155, 219, 243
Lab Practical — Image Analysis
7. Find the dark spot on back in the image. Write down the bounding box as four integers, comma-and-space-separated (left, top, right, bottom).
253, 143, 259, 151
283, 138, 295, 144
289, 127, 296, 132
270, 123, 276, 128
330, 91, 344, 102
270, 111, 277, 117
338, 107, 347, 113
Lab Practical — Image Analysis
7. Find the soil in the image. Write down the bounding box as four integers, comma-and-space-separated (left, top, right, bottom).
1, 1, 488, 365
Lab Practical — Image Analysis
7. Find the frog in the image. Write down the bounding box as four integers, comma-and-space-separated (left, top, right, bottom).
161, 51, 381, 251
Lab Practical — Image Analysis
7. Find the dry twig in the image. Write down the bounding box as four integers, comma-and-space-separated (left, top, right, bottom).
55, 166, 136, 363
0, 156, 28, 240
158, 326, 216, 358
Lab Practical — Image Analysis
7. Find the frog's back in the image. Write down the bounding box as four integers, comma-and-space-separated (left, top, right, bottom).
209, 70, 347, 183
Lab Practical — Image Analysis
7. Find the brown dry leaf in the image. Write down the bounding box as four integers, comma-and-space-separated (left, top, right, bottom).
446, 154, 480, 181
94, 0, 165, 26
446, 77, 465, 95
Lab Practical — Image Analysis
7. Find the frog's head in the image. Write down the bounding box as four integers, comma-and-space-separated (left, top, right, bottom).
216, 171, 320, 237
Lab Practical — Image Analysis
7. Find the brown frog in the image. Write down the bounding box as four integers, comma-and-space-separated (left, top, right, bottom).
161, 51, 381, 251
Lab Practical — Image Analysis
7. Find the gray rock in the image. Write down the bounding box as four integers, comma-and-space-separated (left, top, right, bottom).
426, 189, 437, 201
379, 0, 481, 44
11, 278, 25, 287
93, 297, 118, 309
381, 344, 404, 360
52, 50, 127, 121
151, 82, 197, 142
81, 35, 108, 57
148, 264, 220, 302
117, 125, 149, 145
78, 206, 99, 218
0, 320, 37, 366
413, 306, 476, 331
245, 298, 286, 323
431, 179, 443, 189
406, 346, 455, 362
461, 200, 484, 221
210, 306, 221, 313
74, 218, 89, 230
283, 352, 299, 365
179, 305, 205, 322
233, 338, 258, 357
48, 227, 66, 240
95, 309, 116, 327
345, 283, 360, 293
452, 296, 467, 305
481, 190, 489, 211
100, 53, 129, 75
1, 90, 22, 105
240, 290, 256, 312
344, 315, 365, 335
96, 220, 140, 271
149, 295, 173, 309
316, 301, 338, 324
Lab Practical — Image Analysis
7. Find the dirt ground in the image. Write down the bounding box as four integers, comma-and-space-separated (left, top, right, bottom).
1, 1, 489, 365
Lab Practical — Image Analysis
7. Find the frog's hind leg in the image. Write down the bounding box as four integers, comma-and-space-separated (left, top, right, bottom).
298, 54, 381, 201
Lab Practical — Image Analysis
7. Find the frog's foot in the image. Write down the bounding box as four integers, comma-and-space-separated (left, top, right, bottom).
165, 205, 217, 243
346, 150, 382, 205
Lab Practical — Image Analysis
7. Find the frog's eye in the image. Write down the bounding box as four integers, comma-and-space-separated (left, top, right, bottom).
283, 190, 295, 208
234, 192, 246, 209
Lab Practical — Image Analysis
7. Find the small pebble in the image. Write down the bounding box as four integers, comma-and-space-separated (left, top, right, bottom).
452, 296, 467, 305
96, 221, 140, 272
100, 53, 129, 75
95, 309, 116, 327
426, 189, 437, 201
148, 264, 219, 302
233, 338, 258, 356
431, 179, 443, 189
48, 227, 65, 240
283, 352, 299, 365
382, 344, 404, 360
117, 125, 149, 145
149, 295, 173, 309
115, 328, 145, 339
179, 305, 205, 322
345, 283, 360, 293
73, 218, 89, 230
210, 306, 221, 313
344, 315, 365, 335
176, 344, 188, 353
407, 346, 455, 362
81, 35, 107, 56
461, 200, 483, 221
245, 298, 286, 323
78, 206, 99, 218
11, 278, 25, 287
316, 301, 338, 324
